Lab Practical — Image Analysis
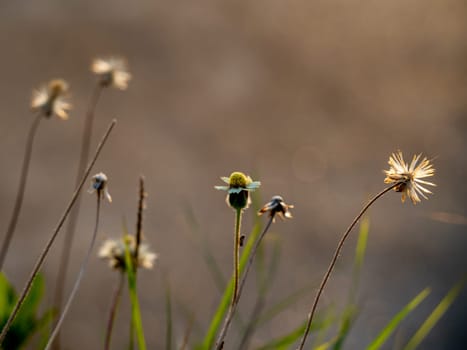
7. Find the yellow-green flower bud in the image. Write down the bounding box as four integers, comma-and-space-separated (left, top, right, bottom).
215, 171, 261, 211
227, 172, 251, 210
228, 172, 251, 188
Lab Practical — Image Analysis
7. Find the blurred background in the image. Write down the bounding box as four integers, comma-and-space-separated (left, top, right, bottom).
0, 0, 466, 348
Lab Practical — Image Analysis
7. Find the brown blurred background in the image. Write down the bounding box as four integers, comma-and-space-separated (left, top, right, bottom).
0, 0, 466, 349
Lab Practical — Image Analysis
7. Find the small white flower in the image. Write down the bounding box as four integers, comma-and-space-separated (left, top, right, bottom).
31, 79, 71, 120
92, 57, 131, 90
384, 151, 436, 204
89, 172, 112, 203
98, 235, 157, 271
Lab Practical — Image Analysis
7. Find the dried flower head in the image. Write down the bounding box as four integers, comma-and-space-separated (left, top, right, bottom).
88, 172, 112, 203
92, 57, 131, 90
259, 195, 294, 222
384, 151, 436, 204
31, 79, 71, 120
98, 235, 157, 271
215, 172, 261, 210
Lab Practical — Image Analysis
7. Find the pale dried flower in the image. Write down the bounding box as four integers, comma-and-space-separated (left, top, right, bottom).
384, 151, 436, 204
259, 195, 294, 222
92, 57, 131, 90
88, 172, 112, 203
98, 235, 157, 271
31, 79, 71, 120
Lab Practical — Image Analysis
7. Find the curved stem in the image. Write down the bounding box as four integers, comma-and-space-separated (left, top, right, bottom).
215, 215, 274, 349
0, 119, 116, 345
45, 195, 102, 349
105, 272, 125, 350
53, 83, 104, 332
296, 183, 399, 350
0, 112, 42, 270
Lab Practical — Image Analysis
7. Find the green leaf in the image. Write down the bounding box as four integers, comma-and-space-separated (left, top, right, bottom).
238, 238, 283, 349
333, 219, 370, 350
14, 274, 44, 325
36, 308, 57, 350
366, 287, 431, 350
183, 204, 244, 332
354, 217, 370, 271
256, 315, 334, 350
0, 273, 51, 350
403, 279, 465, 350
123, 240, 147, 350
254, 283, 315, 328
332, 305, 358, 350
0, 273, 16, 322
183, 204, 226, 293
260, 238, 281, 296
256, 321, 308, 350
200, 223, 262, 350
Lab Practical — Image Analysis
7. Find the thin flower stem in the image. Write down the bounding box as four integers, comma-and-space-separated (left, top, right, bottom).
0, 119, 116, 345
296, 183, 400, 350
53, 83, 104, 335
233, 208, 242, 303
216, 215, 274, 349
0, 112, 43, 270
45, 195, 102, 349
104, 271, 125, 350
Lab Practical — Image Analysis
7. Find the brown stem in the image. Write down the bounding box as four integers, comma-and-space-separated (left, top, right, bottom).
45, 194, 102, 349
296, 183, 399, 350
0, 112, 43, 270
134, 176, 146, 262
215, 215, 274, 349
0, 119, 117, 345
105, 272, 125, 350
52, 83, 103, 349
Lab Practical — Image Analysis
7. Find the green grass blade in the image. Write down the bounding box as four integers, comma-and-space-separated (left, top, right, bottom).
255, 283, 315, 328
183, 205, 226, 292
260, 238, 281, 295
332, 305, 358, 350
0, 273, 16, 322
254, 234, 267, 293
200, 223, 262, 350
354, 217, 370, 271
37, 309, 57, 350
256, 315, 334, 350
256, 321, 308, 350
403, 279, 465, 350
124, 242, 147, 350
15, 274, 45, 326
239, 238, 282, 348
332, 219, 370, 350
366, 287, 431, 350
